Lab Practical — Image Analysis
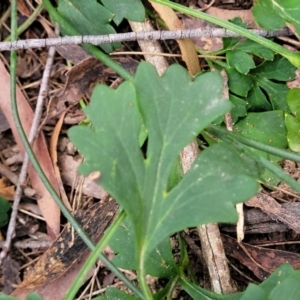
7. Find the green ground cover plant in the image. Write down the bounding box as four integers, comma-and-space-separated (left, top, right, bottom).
5, 0, 300, 299
0, 197, 10, 228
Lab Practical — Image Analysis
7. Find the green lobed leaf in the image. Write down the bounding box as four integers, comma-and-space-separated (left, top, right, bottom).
69, 81, 145, 217
259, 263, 296, 294
269, 272, 300, 299
239, 284, 267, 300
167, 155, 184, 191
57, 0, 121, 53
101, 0, 145, 26
253, 0, 300, 35
145, 142, 260, 251
226, 51, 255, 74
69, 62, 261, 261
110, 217, 179, 278
0, 197, 10, 228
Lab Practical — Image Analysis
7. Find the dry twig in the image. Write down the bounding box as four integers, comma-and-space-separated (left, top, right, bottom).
0, 26, 58, 266
0, 28, 292, 51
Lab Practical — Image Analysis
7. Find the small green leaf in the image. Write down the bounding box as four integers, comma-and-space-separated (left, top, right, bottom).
234, 111, 287, 184
0, 295, 19, 300
234, 111, 287, 150
249, 56, 296, 111
226, 56, 296, 112
58, 0, 120, 52
253, 0, 300, 35
95, 287, 139, 300
233, 39, 274, 61
247, 84, 272, 111
227, 68, 253, 97
230, 17, 247, 28
0, 197, 10, 228
229, 95, 248, 123
227, 51, 255, 74
101, 0, 145, 25
252, 56, 296, 82
255, 77, 290, 111
285, 114, 300, 152
26, 293, 43, 300
285, 88, 300, 152
286, 88, 300, 115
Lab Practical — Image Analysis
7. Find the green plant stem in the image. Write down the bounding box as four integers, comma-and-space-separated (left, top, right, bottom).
165, 276, 179, 300
42, 0, 133, 81
150, 0, 300, 68
259, 156, 300, 194
138, 247, 154, 299
211, 58, 228, 69
64, 210, 144, 300
9, 1, 141, 297
207, 125, 300, 163
5, 2, 44, 42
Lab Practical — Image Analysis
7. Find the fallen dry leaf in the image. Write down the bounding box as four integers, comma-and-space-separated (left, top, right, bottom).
59, 153, 108, 199
182, 18, 223, 52
55, 44, 90, 65
11, 251, 93, 300
151, 2, 200, 76
16, 198, 118, 290
43, 57, 139, 124
287, 69, 300, 89
49, 110, 71, 210
0, 59, 60, 238
0, 177, 15, 200
0, 109, 10, 133
246, 193, 300, 233
17, 0, 31, 17
206, 6, 259, 29
2, 255, 21, 294
223, 235, 300, 280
